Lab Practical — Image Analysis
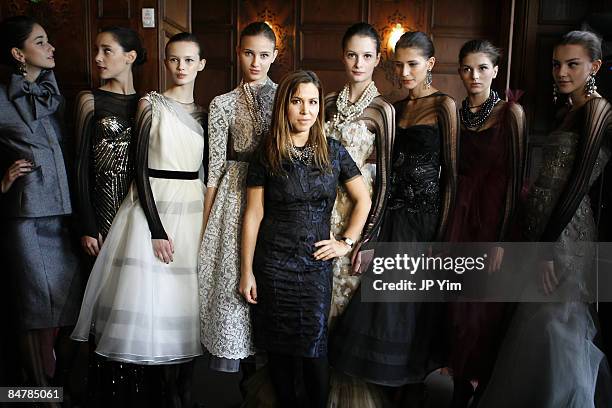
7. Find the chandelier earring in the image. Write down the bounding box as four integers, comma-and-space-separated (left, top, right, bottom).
552, 82, 559, 104
423, 70, 433, 89
584, 72, 597, 97
18, 61, 27, 77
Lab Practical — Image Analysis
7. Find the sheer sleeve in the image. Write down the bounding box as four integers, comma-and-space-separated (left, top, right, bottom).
134, 97, 168, 240
360, 96, 395, 245
540, 97, 612, 242
435, 95, 459, 241
207, 96, 229, 188
499, 102, 527, 240
74, 90, 98, 237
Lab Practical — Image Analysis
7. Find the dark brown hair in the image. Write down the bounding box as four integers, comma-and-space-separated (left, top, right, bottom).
240, 22, 276, 48
342, 22, 381, 54
395, 31, 435, 59
459, 39, 502, 66
0, 15, 38, 68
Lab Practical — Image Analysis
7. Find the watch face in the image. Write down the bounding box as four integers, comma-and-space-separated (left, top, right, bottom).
343, 237, 354, 247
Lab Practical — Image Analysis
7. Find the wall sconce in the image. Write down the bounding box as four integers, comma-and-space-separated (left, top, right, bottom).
377, 16, 411, 88
387, 23, 405, 55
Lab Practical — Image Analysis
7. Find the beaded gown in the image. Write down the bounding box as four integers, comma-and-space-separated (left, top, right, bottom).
75, 89, 139, 239
199, 78, 277, 371
72, 92, 207, 364
329, 92, 458, 386
479, 98, 612, 408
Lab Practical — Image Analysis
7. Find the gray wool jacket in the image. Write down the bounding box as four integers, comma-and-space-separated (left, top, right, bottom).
0, 71, 72, 218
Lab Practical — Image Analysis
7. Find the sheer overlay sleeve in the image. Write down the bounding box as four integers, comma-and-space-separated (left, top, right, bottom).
74, 90, 98, 237
499, 102, 527, 240
360, 96, 395, 245
435, 95, 459, 241
207, 96, 229, 188
135, 97, 168, 240
540, 97, 612, 242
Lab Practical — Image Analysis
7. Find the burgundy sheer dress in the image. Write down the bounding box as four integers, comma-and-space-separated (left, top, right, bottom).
446, 100, 526, 382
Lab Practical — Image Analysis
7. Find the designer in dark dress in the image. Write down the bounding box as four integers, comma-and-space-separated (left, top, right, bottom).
247, 138, 361, 357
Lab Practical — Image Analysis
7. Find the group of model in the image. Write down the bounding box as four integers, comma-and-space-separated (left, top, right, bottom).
0, 12, 610, 408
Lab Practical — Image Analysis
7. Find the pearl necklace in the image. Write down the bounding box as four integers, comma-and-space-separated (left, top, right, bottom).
241, 80, 268, 136
460, 90, 501, 130
329, 81, 379, 131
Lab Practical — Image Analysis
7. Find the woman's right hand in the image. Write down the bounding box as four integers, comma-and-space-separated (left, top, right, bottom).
153, 238, 174, 264
1, 159, 34, 193
81, 233, 104, 256
239, 272, 258, 304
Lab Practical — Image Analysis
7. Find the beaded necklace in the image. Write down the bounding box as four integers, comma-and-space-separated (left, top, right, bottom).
460, 89, 501, 130
329, 81, 379, 131
288, 139, 317, 166
241, 80, 268, 136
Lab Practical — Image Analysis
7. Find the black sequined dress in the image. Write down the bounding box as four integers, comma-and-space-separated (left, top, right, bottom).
76, 89, 139, 239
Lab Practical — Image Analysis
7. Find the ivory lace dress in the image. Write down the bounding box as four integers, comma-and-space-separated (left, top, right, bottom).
199, 78, 277, 372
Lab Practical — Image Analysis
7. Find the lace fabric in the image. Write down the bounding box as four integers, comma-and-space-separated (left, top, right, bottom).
199, 79, 277, 364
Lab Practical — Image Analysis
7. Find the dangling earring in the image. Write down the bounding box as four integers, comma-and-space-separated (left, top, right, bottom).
584, 72, 597, 97
423, 70, 432, 89
18, 61, 27, 77
552, 82, 559, 104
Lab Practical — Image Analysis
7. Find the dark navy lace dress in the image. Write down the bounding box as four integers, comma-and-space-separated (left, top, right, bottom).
329, 122, 448, 386
247, 138, 360, 358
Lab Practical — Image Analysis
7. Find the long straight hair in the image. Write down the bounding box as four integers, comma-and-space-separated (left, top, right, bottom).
264, 70, 330, 175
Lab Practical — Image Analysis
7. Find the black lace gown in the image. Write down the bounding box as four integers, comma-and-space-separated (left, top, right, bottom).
329, 92, 458, 386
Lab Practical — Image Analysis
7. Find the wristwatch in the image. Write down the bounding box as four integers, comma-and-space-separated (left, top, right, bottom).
340, 236, 355, 249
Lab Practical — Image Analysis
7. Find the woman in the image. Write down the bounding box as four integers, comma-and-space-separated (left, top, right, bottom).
199, 21, 278, 374
0, 16, 83, 397
446, 39, 526, 407
74, 26, 148, 405
240, 70, 371, 407
72, 32, 207, 408
325, 22, 394, 322
479, 30, 611, 408
329, 31, 458, 407
75, 26, 145, 253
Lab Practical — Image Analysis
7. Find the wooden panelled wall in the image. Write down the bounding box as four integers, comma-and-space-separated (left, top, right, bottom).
194, 0, 514, 107
1, 0, 609, 142
508, 0, 612, 179
0, 0, 191, 111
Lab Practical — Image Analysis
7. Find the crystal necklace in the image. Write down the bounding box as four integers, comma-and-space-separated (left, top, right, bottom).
329, 81, 379, 131
460, 89, 501, 130
288, 138, 317, 166
241, 80, 268, 136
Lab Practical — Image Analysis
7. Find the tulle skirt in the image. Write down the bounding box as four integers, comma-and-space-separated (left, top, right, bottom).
71, 180, 204, 364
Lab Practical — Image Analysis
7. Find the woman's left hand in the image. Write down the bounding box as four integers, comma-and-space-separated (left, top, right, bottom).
314, 236, 351, 261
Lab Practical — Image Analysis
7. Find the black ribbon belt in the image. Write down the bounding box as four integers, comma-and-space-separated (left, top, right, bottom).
148, 168, 199, 180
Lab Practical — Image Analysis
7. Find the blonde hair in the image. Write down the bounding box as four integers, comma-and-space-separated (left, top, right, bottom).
264, 70, 330, 175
